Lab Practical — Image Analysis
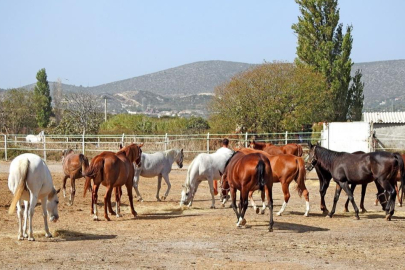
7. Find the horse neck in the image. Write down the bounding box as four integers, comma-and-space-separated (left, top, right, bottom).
316, 147, 343, 171
165, 149, 178, 163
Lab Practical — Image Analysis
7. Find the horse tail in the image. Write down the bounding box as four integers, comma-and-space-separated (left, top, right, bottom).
83, 157, 104, 197
294, 157, 306, 197
256, 159, 265, 191
297, 144, 303, 157
79, 154, 89, 177
394, 153, 405, 196
9, 158, 30, 215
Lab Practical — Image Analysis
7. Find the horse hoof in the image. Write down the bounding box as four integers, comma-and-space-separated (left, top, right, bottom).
28, 237, 35, 241
67, 201, 73, 206
45, 233, 53, 238
18, 235, 24, 241
241, 219, 247, 226
93, 216, 99, 221
116, 214, 122, 218
361, 209, 367, 213
343, 209, 349, 213
161, 196, 167, 201
23, 233, 28, 238
322, 209, 329, 215
304, 213, 309, 217
210, 205, 216, 209
374, 202, 378, 206
261, 210, 265, 215
110, 211, 116, 216
276, 212, 282, 216
326, 215, 332, 218
398, 203, 402, 207
255, 208, 260, 214
354, 216, 360, 220
221, 203, 225, 208
385, 215, 392, 221
105, 217, 111, 221
156, 198, 162, 202
269, 228, 273, 232
138, 198, 144, 202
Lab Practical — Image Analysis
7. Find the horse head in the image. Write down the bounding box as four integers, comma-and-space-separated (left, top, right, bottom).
61, 149, 74, 163
176, 149, 184, 169
305, 142, 318, 171
47, 188, 60, 223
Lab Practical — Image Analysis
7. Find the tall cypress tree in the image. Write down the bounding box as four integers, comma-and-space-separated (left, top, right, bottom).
348, 69, 364, 121
292, 0, 363, 121
33, 68, 52, 128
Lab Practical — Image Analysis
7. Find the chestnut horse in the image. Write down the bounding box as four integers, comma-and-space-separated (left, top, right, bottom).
221, 151, 274, 232
62, 149, 89, 206
221, 148, 309, 216
250, 140, 303, 157
84, 143, 142, 221
306, 143, 405, 220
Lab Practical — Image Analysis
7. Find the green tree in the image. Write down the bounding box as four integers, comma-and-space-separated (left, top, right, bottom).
33, 68, 52, 127
209, 62, 332, 133
347, 69, 364, 121
0, 88, 37, 134
292, 0, 363, 121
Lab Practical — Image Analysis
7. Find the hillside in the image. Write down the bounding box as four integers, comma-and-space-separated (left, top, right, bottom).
13, 59, 405, 113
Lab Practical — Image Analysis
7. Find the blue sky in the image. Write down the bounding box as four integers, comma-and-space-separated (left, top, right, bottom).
0, 0, 404, 89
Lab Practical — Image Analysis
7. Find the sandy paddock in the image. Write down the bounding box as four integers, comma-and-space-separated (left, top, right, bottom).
1, 160, 405, 269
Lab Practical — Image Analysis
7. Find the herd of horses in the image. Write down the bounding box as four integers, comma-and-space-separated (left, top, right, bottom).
6, 139, 405, 239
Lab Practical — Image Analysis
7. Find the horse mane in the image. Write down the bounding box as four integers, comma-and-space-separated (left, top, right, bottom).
316, 146, 345, 171
223, 151, 240, 173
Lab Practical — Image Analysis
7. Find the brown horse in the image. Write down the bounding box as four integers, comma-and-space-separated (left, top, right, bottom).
84, 143, 143, 221
61, 149, 89, 206
221, 151, 274, 232
250, 140, 303, 157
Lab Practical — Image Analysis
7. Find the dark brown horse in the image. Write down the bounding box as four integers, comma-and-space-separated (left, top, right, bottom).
230, 148, 309, 216
62, 149, 89, 206
221, 151, 274, 232
250, 140, 303, 157
84, 143, 142, 221
306, 143, 405, 220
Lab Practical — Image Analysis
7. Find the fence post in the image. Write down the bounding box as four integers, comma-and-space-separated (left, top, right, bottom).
164, 133, 168, 151
121, 133, 125, 145
207, 132, 210, 154
4, 135, 7, 161
285, 131, 288, 145
43, 135, 47, 161
82, 131, 85, 155
245, 132, 248, 148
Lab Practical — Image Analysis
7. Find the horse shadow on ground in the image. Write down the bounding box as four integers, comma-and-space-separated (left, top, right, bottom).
256, 221, 329, 233
124, 209, 202, 221
53, 230, 117, 242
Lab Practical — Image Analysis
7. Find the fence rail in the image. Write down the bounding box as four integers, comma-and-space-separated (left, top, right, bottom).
0, 132, 316, 161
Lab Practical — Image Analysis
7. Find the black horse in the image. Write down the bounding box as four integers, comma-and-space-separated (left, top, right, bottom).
306, 143, 405, 220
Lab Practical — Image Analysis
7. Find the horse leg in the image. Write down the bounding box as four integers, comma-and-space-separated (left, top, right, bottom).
133, 173, 143, 202
395, 183, 401, 207
41, 198, 52, 238
344, 184, 357, 212
249, 191, 259, 214
328, 183, 342, 218
230, 187, 239, 223
277, 183, 291, 216
360, 183, 368, 213
161, 174, 171, 201
115, 187, 122, 217
22, 200, 29, 239
266, 185, 274, 232
69, 177, 76, 206
237, 191, 249, 227
156, 175, 162, 201
126, 182, 137, 218
379, 180, 396, 220
208, 177, 216, 209
62, 175, 69, 198
28, 193, 38, 241
16, 201, 24, 240
92, 184, 100, 221
340, 181, 360, 220
316, 166, 330, 214
104, 186, 114, 221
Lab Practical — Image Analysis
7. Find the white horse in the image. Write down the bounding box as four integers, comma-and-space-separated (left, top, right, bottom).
26, 131, 45, 143
180, 147, 233, 208
8, 153, 60, 241
133, 148, 184, 201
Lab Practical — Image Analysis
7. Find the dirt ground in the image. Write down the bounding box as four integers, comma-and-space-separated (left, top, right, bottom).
1, 161, 405, 270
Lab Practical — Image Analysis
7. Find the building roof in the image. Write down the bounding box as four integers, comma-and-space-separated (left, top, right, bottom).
363, 112, 405, 123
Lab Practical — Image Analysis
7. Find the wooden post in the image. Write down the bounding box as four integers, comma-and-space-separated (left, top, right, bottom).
165, 133, 168, 151
82, 131, 85, 155
285, 131, 288, 145
245, 132, 248, 148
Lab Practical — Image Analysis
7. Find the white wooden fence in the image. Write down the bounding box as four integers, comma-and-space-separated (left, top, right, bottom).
0, 132, 315, 161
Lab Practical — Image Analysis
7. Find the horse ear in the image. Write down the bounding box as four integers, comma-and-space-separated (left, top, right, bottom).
219, 170, 223, 177
139, 143, 144, 148
119, 144, 123, 149
308, 141, 312, 148
181, 149, 183, 153
56, 188, 61, 194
